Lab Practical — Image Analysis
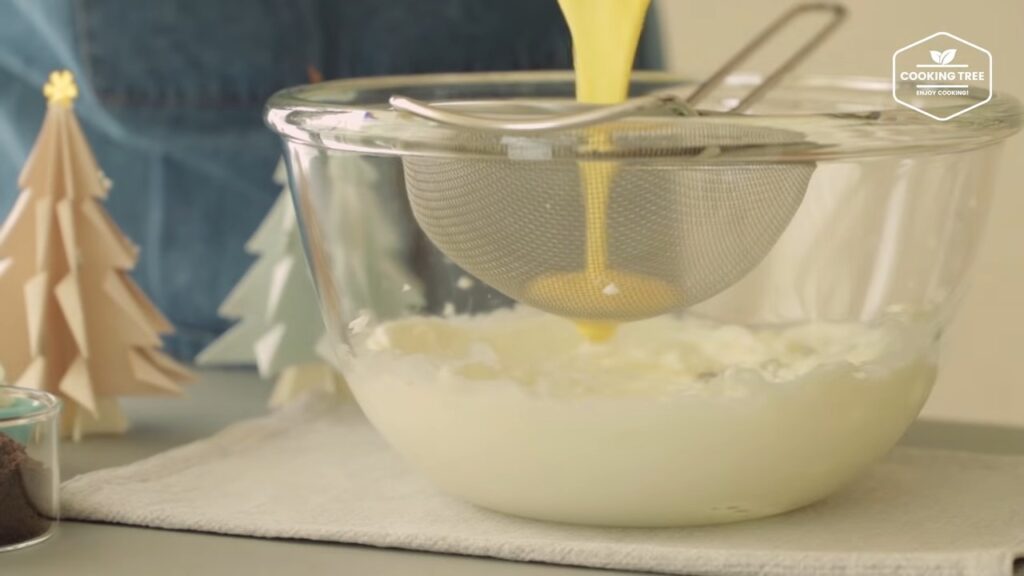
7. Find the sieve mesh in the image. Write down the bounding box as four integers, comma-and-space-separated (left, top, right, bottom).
404, 120, 814, 321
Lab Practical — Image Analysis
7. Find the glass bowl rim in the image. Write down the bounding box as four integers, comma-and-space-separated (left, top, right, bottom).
265, 70, 1022, 162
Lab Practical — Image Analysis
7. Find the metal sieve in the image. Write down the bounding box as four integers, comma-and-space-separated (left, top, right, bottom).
393, 3, 845, 324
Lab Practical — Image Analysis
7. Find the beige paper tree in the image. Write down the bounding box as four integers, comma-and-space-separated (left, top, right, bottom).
0, 71, 193, 441
197, 160, 343, 407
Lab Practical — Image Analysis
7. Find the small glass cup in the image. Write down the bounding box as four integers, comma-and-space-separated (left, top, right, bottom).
0, 387, 61, 552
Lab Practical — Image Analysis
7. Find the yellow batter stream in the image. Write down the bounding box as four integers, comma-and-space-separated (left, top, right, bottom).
526, 0, 678, 342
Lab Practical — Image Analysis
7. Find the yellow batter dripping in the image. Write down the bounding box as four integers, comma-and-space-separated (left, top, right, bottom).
526, 0, 678, 342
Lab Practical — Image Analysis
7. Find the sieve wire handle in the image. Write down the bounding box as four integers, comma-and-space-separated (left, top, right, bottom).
389, 2, 846, 132
387, 93, 691, 133
692, 2, 848, 113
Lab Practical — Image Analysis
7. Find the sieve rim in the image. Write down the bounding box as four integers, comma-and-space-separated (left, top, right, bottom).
266, 71, 1021, 162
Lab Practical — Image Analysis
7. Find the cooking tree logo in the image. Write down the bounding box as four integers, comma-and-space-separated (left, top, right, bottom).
892, 32, 992, 121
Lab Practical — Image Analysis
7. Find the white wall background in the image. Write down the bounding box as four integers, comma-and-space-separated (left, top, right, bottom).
657, 0, 1024, 426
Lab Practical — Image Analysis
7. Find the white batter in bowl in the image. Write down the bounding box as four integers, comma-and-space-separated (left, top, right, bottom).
346, 309, 937, 526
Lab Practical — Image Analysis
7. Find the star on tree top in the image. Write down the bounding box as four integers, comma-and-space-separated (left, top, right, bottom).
43, 70, 79, 107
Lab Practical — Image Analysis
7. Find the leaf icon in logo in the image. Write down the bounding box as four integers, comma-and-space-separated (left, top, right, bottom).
930, 49, 958, 65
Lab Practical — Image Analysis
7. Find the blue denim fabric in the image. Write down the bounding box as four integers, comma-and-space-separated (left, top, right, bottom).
0, 0, 662, 359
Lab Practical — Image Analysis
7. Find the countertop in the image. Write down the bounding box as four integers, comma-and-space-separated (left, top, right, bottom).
3, 369, 1024, 575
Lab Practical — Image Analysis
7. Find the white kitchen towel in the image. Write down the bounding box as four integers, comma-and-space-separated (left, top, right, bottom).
62, 395, 1024, 576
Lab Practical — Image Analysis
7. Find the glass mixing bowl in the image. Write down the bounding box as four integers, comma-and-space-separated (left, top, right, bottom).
266, 71, 1021, 527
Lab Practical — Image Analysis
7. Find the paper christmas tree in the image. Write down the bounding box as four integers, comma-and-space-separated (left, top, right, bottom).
0, 71, 193, 441
199, 154, 425, 407
317, 155, 425, 323
197, 161, 343, 407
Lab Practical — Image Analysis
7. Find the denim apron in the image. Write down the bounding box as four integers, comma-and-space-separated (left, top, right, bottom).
0, 0, 663, 359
